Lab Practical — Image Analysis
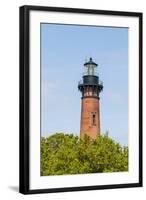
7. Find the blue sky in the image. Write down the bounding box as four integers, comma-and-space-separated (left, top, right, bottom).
41, 23, 128, 146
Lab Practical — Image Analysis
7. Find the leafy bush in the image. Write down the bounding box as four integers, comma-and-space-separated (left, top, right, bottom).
41, 133, 128, 176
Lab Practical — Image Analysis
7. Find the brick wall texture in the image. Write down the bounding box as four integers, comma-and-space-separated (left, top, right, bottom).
80, 97, 100, 139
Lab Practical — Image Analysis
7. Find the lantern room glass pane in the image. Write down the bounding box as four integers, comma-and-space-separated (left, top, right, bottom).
86, 65, 97, 75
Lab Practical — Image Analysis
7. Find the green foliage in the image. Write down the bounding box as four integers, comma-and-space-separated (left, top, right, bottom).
41, 133, 128, 176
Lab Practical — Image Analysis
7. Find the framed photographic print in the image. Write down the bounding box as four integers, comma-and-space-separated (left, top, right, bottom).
19, 5, 143, 194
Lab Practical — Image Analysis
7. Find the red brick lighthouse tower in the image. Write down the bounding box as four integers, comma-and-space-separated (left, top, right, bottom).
78, 58, 103, 139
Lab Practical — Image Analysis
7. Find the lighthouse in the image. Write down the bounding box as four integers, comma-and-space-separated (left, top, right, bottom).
78, 58, 103, 139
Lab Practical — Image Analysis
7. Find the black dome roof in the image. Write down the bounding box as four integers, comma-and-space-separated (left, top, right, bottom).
84, 57, 98, 66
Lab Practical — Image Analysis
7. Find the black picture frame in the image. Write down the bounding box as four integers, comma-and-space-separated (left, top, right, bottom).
19, 5, 143, 194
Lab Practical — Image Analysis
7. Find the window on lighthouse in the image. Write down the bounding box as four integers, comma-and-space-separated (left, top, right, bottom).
87, 65, 94, 75
92, 113, 96, 125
